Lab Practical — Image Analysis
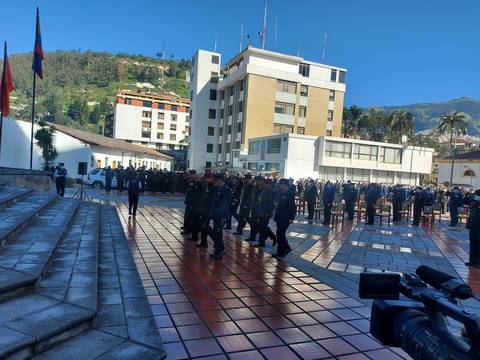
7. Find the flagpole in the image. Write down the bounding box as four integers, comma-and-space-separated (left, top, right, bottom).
29, 72, 36, 170
0, 42, 6, 158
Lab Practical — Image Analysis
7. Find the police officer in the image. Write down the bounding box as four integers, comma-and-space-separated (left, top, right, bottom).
225, 177, 241, 230
233, 174, 253, 235
247, 176, 265, 242
188, 175, 204, 242
256, 179, 277, 248
305, 179, 317, 221
466, 190, 480, 267
210, 174, 231, 260
105, 166, 113, 192
54, 163, 67, 197
196, 173, 215, 248
412, 186, 426, 226
322, 181, 335, 226
273, 178, 296, 258
342, 180, 357, 221
391, 184, 405, 222
447, 186, 463, 226
181, 170, 197, 235
366, 183, 380, 225
117, 166, 125, 193
139, 167, 147, 193
128, 170, 141, 216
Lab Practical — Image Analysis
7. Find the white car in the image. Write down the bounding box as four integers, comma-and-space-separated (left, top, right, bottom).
83, 168, 119, 189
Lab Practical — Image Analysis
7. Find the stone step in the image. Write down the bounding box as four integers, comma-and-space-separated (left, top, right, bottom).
0, 293, 95, 359
0, 198, 79, 303
0, 192, 58, 246
0, 187, 33, 210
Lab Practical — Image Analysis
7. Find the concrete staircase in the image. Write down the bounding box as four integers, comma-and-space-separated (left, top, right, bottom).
0, 187, 166, 360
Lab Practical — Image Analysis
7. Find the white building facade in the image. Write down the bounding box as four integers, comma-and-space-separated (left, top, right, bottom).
113, 91, 190, 151
0, 119, 172, 177
246, 134, 434, 184
438, 151, 480, 188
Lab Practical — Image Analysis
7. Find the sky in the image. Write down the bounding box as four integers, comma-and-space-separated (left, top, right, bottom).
1, 0, 479, 107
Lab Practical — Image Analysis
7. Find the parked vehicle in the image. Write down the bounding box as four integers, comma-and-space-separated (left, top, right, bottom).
83, 168, 120, 189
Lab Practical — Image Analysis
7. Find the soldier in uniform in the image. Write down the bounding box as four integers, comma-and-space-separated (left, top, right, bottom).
187, 175, 204, 242
256, 179, 277, 248
322, 181, 335, 225
366, 183, 380, 225
391, 184, 405, 222
210, 174, 231, 260
466, 190, 480, 267
305, 179, 317, 221
54, 163, 67, 197
411, 186, 426, 226
105, 166, 113, 192
233, 174, 253, 235
248, 176, 265, 242
128, 170, 141, 216
196, 173, 215, 248
225, 177, 240, 230
139, 167, 147, 193
273, 178, 296, 258
447, 186, 463, 226
181, 170, 197, 236
117, 166, 125, 193
342, 180, 357, 221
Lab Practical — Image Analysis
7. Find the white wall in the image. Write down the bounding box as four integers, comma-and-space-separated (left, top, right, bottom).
284, 136, 318, 179
438, 161, 480, 188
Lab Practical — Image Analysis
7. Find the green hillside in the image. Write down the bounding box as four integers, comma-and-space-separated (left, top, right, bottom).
6, 51, 191, 134
381, 97, 480, 135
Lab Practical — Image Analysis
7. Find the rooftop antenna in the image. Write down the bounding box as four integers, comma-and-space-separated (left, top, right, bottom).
297, 48, 300, 57
274, 16, 278, 49
239, 23, 244, 53
214, 33, 218, 52
321, 32, 328, 62
261, 0, 268, 49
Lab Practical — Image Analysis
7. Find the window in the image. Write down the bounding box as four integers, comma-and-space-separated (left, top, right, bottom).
235, 141, 241, 149
141, 131, 151, 138
299, 63, 310, 77
170, 134, 176, 141
210, 71, 219, 83
327, 110, 334, 121
208, 127, 215, 136
211, 55, 219, 64
207, 144, 213, 153
237, 122, 242, 133
267, 138, 281, 154
157, 122, 164, 130
330, 69, 337, 82
210, 89, 217, 101
300, 85, 308, 97
158, 112, 165, 120
238, 101, 243, 113
226, 143, 231, 153
228, 105, 233, 116
276, 80, 296, 94
297, 127, 305, 134
339, 71, 346, 84
274, 102, 295, 115
273, 124, 294, 134
220, 109, 224, 118
229, 86, 234, 96
380, 147, 402, 164
157, 132, 164, 140
464, 169, 476, 177
205, 161, 212, 169
326, 130, 333, 136
124, 98, 132, 105
346, 168, 370, 182
209, 109, 216, 119
142, 110, 151, 118
141, 121, 151, 129
219, 127, 223, 136
299, 106, 307, 118
239, 79, 244, 91
329, 90, 335, 101
325, 141, 352, 158
158, 103, 165, 110
354, 144, 378, 161
185, 116, 190, 123
266, 162, 280, 171
218, 144, 222, 153
171, 105, 178, 111
143, 101, 152, 108
249, 141, 260, 155
220, 90, 225, 101
170, 124, 177, 131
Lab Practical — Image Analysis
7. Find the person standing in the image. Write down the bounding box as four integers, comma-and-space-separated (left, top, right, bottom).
466, 190, 480, 267
366, 183, 380, 225
196, 173, 215, 248
54, 163, 67, 197
412, 186, 426, 226
105, 166, 113, 192
447, 186, 463, 226
188, 175, 204, 242
117, 166, 125, 193
210, 174, 231, 260
139, 167, 147, 193
391, 184, 405, 222
342, 180, 357, 221
233, 174, 253, 235
128, 171, 141, 216
305, 179, 317, 221
181, 170, 197, 235
322, 181, 335, 225
247, 176, 265, 242
256, 179, 277, 248
273, 178, 296, 258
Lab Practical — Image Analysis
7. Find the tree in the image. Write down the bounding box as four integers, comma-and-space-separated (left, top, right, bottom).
438, 111, 467, 184
34, 120, 58, 170
357, 108, 389, 142
67, 97, 89, 124
342, 105, 363, 138
388, 109, 414, 143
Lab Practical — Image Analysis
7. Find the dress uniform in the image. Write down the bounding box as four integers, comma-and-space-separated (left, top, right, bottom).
305, 180, 317, 221
196, 174, 215, 248
247, 176, 265, 242
234, 175, 253, 235
128, 173, 141, 216
447, 186, 463, 226
466, 191, 480, 267
210, 174, 231, 260
273, 178, 296, 258
342, 181, 357, 221
54, 163, 67, 197
256, 180, 277, 248
105, 166, 113, 192
412, 187, 426, 226
391, 184, 405, 222
322, 181, 335, 225
181, 170, 197, 235
366, 184, 380, 225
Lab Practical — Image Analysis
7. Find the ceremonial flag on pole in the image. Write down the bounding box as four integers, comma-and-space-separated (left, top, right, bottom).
32, 7, 43, 79
0, 42, 14, 117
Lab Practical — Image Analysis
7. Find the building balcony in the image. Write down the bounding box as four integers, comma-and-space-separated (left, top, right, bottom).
275, 91, 297, 104
298, 117, 306, 127
273, 113, 295, 125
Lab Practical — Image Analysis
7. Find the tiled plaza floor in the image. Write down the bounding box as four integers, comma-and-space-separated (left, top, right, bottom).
114, 203, 413, 360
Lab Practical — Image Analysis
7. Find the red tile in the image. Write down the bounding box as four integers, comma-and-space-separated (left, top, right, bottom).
364, 349, 404, 360
286, 313, 319, 326
247, 331, 283, 348
194, 300, 222, 311
184, 338, 222, 357
274, 328, 311, 344
260, 346, 300, 360
171, 312, 203, 326
218, 298, 244, 309
199, 310, 231, 323
261, 315, 295, 330
225, 308, 256, 320
344, 334, 383, 351
251, 305, 281, 317
310, 310, 342, 323
325, 321, 361, 336
300, 324, 336, 340
228, 349, 265, 360
235, 318, 269, 333
177, 324, 211, 340
208, 321, 242, 336
290, 341, 332, 359
274, 303, 303, 315
318, 338, 358, 356
218, 334, 254, 352
242, 296, 269, 307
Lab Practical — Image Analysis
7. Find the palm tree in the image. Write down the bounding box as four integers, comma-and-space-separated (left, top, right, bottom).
438, 111, 467, 185
388, 110, 414, 143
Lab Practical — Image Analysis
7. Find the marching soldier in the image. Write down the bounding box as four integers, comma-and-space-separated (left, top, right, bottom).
196, 173, 215, 248
247, 176, 265, 242
181, 170, 197, 236
256, 179, 277, 248
210, 174, 231, 260
273, 178, 296, 258
233, 174, 253, 235
139, 167, 147, 193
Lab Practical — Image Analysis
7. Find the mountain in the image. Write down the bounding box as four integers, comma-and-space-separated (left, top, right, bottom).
380, 97, 480, 135
4, 50, 191, 134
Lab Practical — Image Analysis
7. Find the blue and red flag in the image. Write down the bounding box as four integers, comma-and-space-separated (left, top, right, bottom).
32, 7, 43, 79
0, 42, 14, 117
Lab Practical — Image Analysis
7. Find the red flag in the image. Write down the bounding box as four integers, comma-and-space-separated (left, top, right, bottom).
0, 43, 14, 117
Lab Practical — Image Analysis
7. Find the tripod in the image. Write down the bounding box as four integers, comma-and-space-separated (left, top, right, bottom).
72, 174, 91, 202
